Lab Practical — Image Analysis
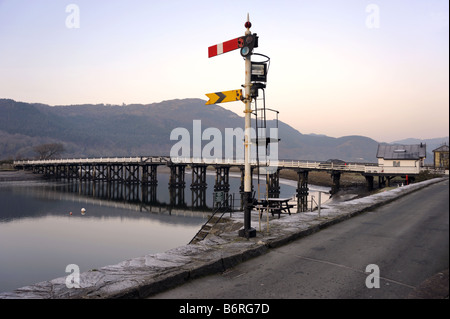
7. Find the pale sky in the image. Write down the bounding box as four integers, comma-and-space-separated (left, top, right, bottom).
0, 0, 448, 143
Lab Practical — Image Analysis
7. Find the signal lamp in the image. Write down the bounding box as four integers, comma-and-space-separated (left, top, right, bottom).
239, 33, 258, 57
251, 61, 267, 82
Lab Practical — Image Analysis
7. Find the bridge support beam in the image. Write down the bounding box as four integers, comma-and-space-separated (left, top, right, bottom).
80, 164, 94, 181
365, 175, 374, 191
386, 176, 394, 187
124, 164, 140, 184
68, 164, 79, 180
168, 164, 186, 188
378, 175, 385, 188
296, 170, 309, 212
55, 165, 65, 179
213, 166, 230, 208
33, 165, 42, 175
141, 164, 158, 185
191, 164, 208, 208
267, 168, 281, 198
214, 166, 230, 192
108, 165, 123, 182
330, 171, 341, 195
94, 164, 108, 182
168, 164, 186, 208
191, 165, 208, 189
44, 165, 55, 179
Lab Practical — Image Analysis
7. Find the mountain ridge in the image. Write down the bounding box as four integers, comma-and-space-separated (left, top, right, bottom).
1, 98, 446, 163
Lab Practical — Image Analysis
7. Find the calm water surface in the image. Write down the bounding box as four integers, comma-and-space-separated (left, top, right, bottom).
0, 171, 328, 293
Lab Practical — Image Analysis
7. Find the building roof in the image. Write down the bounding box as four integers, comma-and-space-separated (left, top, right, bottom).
432, 145, 449, 152
377, 144, 426, 160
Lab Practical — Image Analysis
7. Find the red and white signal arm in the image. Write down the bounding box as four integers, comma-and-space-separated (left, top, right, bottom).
208, 37, 244, 58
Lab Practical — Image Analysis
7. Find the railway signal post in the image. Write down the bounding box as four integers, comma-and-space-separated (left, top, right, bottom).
206, 14, 258, 238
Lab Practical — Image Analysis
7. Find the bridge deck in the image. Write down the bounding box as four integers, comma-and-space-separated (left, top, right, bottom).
13, 156, 422, 175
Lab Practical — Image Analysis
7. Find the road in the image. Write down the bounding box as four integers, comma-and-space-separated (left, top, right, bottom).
150, 179, 449, 299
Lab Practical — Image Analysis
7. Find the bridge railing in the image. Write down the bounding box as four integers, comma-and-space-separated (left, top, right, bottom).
169, 157, 246, 165
277, 160, 367, 172
169, 158, 368, 172
364, 166, 420, 174
13, 156, 170, 165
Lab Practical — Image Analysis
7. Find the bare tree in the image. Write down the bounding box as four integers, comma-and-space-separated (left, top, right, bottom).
33, 143, 66, 160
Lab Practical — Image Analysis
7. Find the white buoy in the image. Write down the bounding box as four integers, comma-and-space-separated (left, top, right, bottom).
81, 208, 86, 215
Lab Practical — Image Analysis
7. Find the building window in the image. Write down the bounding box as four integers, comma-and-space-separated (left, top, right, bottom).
393, 161, 400, 167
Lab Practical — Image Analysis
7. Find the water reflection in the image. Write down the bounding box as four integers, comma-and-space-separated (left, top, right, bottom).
0, 171, 329, 223
0, 173, 217, 293
0, 180, 211, 224
0, 170, 329, 293
0, 170, 330, 223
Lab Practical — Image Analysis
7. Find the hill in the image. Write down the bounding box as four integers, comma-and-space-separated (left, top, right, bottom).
0, 98, 412, 163
391, 137, 449, 161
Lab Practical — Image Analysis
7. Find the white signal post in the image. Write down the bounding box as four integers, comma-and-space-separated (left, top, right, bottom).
205, 14, 257, 238
240, 14, 256, 238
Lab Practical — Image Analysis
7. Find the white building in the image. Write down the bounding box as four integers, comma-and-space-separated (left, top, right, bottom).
376, 143, 426, 168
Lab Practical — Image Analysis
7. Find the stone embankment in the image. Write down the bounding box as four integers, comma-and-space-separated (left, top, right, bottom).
0, 177, 447, 299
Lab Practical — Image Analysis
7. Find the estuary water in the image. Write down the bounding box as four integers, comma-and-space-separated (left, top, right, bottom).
0, 170, 329, 293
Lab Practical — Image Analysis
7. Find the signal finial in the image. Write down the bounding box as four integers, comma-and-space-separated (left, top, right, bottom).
245, 13, 252, 30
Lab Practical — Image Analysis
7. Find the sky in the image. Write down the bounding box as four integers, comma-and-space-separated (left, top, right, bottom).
0, 0, 448, 143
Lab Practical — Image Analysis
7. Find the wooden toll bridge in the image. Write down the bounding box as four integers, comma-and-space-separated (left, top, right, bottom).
13, 156, 423, 212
